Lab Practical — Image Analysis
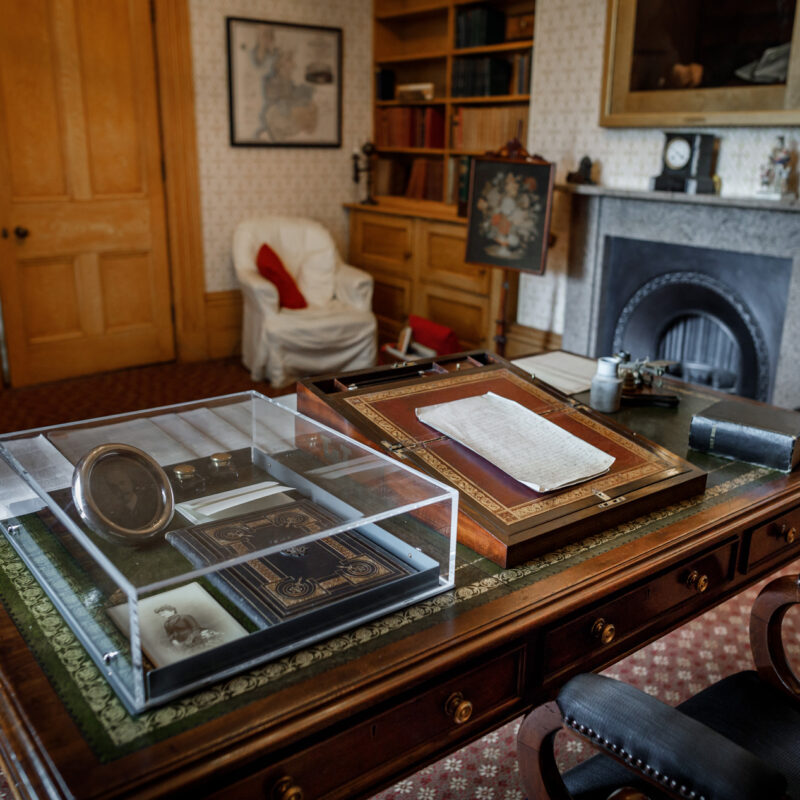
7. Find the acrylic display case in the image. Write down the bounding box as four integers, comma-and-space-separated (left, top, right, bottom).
0, 392, 457, 713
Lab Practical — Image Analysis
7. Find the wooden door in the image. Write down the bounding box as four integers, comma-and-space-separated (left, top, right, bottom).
0, 0, 175, 386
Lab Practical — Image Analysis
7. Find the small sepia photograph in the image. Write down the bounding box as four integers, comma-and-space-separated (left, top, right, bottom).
107, 582, 248, 668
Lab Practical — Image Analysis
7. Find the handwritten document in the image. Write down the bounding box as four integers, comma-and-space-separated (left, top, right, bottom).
416, 392, 615, 493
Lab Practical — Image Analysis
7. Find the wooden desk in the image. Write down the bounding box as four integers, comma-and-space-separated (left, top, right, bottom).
1, 382, 799, 799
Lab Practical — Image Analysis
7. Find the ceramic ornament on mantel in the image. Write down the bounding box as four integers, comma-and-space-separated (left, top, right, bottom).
757, 135, 795, 200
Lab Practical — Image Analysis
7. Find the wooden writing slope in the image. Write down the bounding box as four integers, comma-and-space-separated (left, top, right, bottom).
297, 352, 707, 567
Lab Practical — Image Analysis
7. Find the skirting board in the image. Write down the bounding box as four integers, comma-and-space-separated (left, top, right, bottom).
205, 290, 242, 359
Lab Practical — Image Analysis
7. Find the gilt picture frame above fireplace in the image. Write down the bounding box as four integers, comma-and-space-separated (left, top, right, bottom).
601, 0, 800, 127
226, 17, 342, 147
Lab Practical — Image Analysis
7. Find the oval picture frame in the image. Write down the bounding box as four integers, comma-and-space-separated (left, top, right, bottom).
72, 443, 175, 545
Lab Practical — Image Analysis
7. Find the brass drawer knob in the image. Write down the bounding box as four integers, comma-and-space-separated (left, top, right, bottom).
445, 691, 473, 724
780, 524, 797, 544
685, 570, 709, 593
272, 776, 304, 800
590, 618, 616, 645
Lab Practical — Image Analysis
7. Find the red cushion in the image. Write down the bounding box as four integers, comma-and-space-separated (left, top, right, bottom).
408, 314, 461, 355
255, 244, 307, 309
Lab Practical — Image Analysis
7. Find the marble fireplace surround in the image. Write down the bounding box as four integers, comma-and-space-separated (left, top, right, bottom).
560, 186, 800, 409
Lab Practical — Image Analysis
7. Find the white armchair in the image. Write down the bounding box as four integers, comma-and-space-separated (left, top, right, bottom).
233, 216, 377, 388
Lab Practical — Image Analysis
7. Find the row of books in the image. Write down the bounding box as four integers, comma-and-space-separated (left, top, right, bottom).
374, 157, 444, 202
405, 157, 444, 200
455, 4, 506, 49
375, 106, 445, 149
452, 57, 513, 97
451, 105, 529, 152
512, 51, 533, 95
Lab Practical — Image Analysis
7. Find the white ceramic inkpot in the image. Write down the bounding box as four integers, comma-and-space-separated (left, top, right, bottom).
590, 356, 622, 413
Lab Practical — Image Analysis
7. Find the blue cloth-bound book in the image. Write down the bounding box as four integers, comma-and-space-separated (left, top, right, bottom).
689, 400, 800, 472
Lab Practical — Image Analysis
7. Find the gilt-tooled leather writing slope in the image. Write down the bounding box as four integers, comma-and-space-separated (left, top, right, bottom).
298, 354, 707, 566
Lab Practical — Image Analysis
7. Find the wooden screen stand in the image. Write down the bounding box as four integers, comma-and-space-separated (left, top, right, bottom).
483, 136, 556, 359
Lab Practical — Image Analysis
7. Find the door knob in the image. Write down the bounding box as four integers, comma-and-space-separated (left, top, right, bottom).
14, 226, 29, 240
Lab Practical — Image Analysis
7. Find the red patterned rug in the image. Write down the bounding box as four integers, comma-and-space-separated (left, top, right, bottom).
372, 559, 800, 800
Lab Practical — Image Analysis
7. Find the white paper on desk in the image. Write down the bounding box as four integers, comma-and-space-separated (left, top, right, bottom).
415, 392, 615, 493
512, 351, 597, 395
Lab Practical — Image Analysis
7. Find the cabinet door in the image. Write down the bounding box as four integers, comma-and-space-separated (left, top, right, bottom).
349, 212, 414, 276
417, 221, 490, 295
415, 284, 491, 351
373, 273, 413, 343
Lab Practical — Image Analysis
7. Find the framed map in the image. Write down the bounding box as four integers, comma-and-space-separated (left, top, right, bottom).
226, 17, 342, 148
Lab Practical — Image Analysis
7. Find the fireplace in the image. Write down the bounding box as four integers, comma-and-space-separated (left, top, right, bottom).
596, 237, 792, 401
561, 188, 800, 408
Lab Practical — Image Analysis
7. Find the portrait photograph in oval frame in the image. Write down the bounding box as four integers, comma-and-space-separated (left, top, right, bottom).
72, 443, 175, 546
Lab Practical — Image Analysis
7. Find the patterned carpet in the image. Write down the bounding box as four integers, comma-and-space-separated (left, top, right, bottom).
0, 361, 798, 798
0, 357, 277, 435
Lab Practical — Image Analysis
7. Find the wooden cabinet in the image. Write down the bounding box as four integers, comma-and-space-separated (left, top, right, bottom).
348, 205, 502, 350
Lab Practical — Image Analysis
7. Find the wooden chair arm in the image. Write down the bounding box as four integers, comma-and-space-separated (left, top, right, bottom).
517, 702, 574, 800
517, 703, 659, 800
750, 573, 800, 700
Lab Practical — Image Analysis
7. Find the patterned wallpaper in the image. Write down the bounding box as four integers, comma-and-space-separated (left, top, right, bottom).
517, 0, 800, 334
189, 0, 372, 293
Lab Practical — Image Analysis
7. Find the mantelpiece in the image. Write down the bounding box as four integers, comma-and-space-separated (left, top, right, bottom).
559, 184, 800, 408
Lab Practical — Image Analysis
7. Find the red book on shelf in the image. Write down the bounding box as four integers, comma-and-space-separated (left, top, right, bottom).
423, 107, 445, 148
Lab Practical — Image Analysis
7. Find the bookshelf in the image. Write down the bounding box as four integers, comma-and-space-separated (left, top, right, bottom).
372, 0, 535, 205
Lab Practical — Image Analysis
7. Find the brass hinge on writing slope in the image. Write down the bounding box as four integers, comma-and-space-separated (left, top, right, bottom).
593, 489, 627, 508
381, 436, 448, 457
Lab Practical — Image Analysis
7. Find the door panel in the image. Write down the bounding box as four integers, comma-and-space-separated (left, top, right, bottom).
78, 0, 143, 195
0, 0, 67, 198
0, 0, 175, 385
21, 259, 82, 340
100, 253, 157, 329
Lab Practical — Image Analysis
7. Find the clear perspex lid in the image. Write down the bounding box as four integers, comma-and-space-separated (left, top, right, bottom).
0, 392, 457, 712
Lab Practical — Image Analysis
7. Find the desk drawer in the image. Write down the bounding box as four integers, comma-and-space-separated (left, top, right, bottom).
209, 646, 525, 800
542, 542, 737, 679
744, 506, 800, 571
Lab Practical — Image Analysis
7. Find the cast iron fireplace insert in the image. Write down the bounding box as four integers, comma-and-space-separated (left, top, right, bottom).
595, 237, 792, 401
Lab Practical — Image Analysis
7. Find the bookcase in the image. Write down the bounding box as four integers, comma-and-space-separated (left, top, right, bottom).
345, 0, 533, 355
372, 0, 535, 204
